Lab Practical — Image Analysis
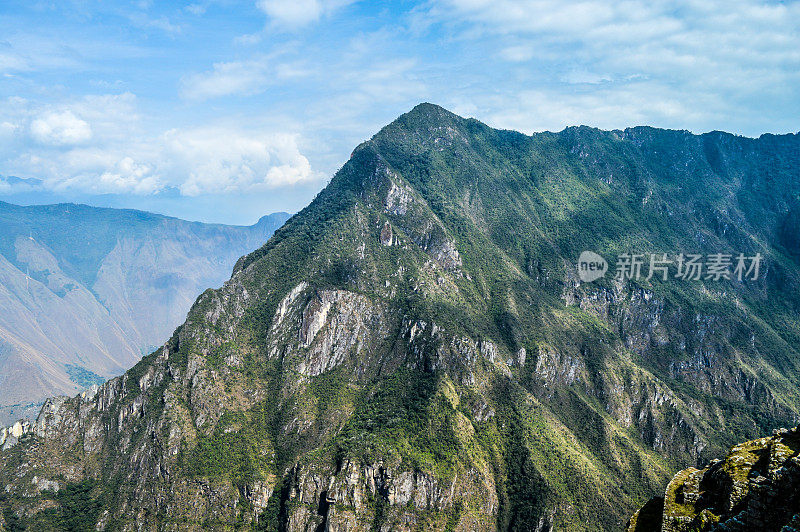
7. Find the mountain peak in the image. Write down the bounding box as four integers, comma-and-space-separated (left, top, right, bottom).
371, 102, 465, 143
357, 103, 478, 170
405, 102, 457, 119
254, 212, 291, 228
399, 102, 463, 127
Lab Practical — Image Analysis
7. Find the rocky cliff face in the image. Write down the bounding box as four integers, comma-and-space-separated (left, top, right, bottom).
628, 426, 800, 531
0, 204, 289, 423
0, 104, 798, 531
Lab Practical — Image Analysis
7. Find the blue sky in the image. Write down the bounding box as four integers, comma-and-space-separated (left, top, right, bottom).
0, 0, 798, 224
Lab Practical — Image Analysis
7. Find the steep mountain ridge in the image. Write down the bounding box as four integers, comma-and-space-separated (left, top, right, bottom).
0, 104, 797, 531
0, 202, 289, 423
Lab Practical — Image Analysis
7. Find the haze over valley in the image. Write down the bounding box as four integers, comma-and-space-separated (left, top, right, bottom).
0, 202, 288, 423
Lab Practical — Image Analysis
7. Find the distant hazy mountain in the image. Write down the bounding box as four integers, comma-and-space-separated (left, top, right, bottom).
0, 202, 289, 423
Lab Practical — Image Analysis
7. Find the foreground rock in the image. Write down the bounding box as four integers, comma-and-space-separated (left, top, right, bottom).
628, 426, 800, 531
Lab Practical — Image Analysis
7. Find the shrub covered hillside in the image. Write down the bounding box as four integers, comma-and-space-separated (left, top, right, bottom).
0, 103, 798, 531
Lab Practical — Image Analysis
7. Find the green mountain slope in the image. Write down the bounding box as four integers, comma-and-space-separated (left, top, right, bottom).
0, 202, 289, 423
0, 104, 797, 531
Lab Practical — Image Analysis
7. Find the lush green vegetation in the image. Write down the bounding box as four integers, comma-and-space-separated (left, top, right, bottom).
64, 364, 105, 387
1, 480, 103, 531
333, 370, 462, 480
188, 405, 276, 484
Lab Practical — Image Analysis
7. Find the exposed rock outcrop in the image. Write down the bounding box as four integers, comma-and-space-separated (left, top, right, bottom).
628, 426, 800, 531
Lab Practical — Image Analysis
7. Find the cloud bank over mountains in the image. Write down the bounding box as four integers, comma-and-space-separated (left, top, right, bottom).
0, 0, 797, 222
0, 93, 321, 198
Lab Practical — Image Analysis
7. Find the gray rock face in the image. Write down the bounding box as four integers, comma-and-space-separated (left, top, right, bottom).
281, 458, 499, 532
0, 419, 32, 449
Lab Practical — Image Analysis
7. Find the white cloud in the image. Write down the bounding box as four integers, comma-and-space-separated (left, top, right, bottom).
163, 127, 322, 195
127, 12, 183, 35
498, 45, 535, 63
30, 111, 92, 146
560, 71, 612, 85
18, 146, 159, 195
180, 55, 311, 101
95, 157, 159, 194
70, 93, 140, 142
0, 49, 27, 72
425, 0, 800, 135
0, 121, 17, 139
432, 0, 800, 75
234, 33, 263, 46
186, 3, 207, 15
0, 93, 324, 196
439, 0, 617, 35
0, 34, 97, 75
143, 16, 182, 34
482, 85, 711, 133
181, 59, 271, 100
256, 0, 355, 28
